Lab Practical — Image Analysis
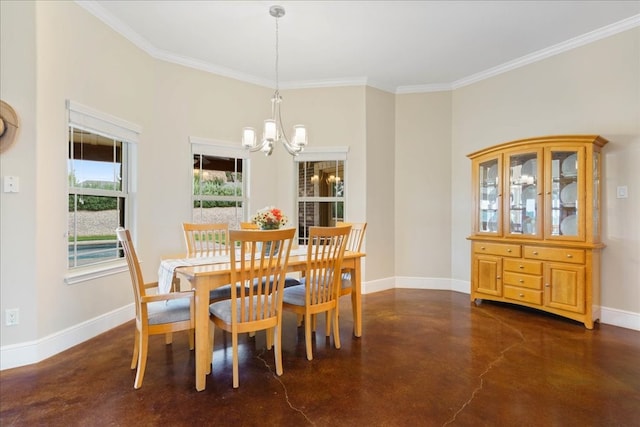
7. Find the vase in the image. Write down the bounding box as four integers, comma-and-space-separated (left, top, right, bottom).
259, 225, 280, 255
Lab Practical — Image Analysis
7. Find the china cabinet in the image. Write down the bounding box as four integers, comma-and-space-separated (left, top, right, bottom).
467, 135, 607, 328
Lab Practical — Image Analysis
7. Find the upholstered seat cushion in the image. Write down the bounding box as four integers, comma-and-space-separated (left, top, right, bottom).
147, 298, 192, 325
209, 295, 274, 324
252, 276, 300, 290
282, 284, 305, 306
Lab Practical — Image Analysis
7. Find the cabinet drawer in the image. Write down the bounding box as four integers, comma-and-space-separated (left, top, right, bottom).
473, 242, 521, 257
503, 272, 542, 290
523, 246, 585, 264
504, 286, 542, 305
503, 259, 542, 275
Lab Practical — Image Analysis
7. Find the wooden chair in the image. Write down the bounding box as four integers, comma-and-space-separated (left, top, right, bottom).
116, 228, 194, 389
282, 225, 351, 361
208, 228, 296, 388
336, 222, 367, 317
180, 222, 236, 302
182, 222, 230, 257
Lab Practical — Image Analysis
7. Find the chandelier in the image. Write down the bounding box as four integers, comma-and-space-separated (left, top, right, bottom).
241, 5, 308, 156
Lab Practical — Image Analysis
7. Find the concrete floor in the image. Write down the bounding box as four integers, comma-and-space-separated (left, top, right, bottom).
1, 289, 639, 426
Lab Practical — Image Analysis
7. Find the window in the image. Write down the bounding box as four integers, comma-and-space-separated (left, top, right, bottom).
191, 138, 248, 228
66, 101, 140, 273
296, 149, 348, 246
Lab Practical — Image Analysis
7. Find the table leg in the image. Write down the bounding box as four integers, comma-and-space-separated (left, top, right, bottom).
194, 280, 209, 391
351, 260, 362, 337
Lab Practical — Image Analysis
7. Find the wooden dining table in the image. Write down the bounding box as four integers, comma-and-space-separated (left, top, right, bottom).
168, 249, 365, 391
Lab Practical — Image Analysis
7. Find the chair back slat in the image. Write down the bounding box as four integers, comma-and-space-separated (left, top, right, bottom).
305, 226, 351, 306
336, 221, 367, 252
183, 223, 230, 256
229, 228, 296, 324
116, 228, 145, 316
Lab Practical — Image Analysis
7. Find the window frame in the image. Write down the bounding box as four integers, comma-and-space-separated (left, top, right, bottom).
190, 137, 250, 227
64, 100, 141, 285
295, 147, 349, 245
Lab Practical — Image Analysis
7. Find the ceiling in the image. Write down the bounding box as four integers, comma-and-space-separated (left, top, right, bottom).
80, 1, 640, 93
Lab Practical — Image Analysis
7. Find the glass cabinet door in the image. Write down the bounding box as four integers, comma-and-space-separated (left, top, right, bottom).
506, 150, 541, 237
476, 156, 501, 234
545, 147, 584, 240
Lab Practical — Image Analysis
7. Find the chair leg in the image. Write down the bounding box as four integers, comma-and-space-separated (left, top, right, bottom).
325, 312, 331, 337
305, 312, 313, 361
232, 331, 239, 388
130, 329, 140, 370
274, 323, 283, 376
188, 329, 195, 350
208, 321, 214, 375
333, 307, 341, 350
266, 327, 273, 350
296, 314, 303, 326
134, 330, 149, 389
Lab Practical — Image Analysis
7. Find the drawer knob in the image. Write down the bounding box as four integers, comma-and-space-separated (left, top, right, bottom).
481, 246, 486, 250
519, 293, 525, 297
519, 265, 524, 269
519, 279, 524, 283
533, 251, 539, 255
545, 284, 550, 288
507, 249, 512, 253
567, 254, 573, 258
496, 276, 501, 279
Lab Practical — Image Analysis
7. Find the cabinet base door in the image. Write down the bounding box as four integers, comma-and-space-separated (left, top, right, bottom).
544, 263, 586, 313
473, 255, 502, 297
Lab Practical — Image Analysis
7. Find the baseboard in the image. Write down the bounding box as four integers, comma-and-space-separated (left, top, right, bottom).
0, 303, 134, 371
601, 306, 640, 331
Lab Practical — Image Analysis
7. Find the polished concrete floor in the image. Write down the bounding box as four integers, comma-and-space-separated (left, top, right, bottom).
1, 289, 639, 426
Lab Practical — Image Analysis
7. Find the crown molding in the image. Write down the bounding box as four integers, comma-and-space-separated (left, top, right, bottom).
451, 14, 640, 90
77, 2, 639, 94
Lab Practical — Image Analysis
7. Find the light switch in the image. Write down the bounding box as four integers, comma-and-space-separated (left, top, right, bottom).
616, 185, 628, 199
3, 176, 19, 193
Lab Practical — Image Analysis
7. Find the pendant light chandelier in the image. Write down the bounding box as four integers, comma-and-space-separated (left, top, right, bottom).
241, 5, 308, 156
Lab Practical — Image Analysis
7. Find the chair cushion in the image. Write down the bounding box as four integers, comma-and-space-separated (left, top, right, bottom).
252, 276, 301, 290
210, 285, 232, 301
282, 284, 306, 306
209, 296, 274, 324
147, 298, 191, 325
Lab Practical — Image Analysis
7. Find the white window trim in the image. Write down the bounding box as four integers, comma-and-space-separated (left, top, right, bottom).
294, 146, 349, 162
189, 136, 250, 220
65, 100, 141, 284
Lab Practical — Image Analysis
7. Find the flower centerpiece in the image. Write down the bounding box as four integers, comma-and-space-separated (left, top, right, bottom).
251, 206, 288, 230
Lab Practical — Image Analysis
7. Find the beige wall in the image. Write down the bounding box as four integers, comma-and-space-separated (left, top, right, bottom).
0, 1, 38, 345
1, 2, 638, 363
395, 91, 452, 278
451, 28, 640, 313
365, 87, 396, 280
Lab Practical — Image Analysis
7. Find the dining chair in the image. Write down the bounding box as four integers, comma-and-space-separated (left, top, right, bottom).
181, 222, 235, 302
208, 228, 296, 388
116, 228, 195, 389
183, 222, 230, 257
336, 221, 367, 320
282, 225, 351, 361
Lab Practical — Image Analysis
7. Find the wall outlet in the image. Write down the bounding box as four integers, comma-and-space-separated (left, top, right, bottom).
5, 308, 19, 326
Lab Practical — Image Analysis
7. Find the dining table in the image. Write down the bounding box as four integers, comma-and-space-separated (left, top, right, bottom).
161, 247, 366, 391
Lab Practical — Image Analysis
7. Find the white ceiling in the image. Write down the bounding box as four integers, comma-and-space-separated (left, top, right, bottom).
79, 1, 640, 93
